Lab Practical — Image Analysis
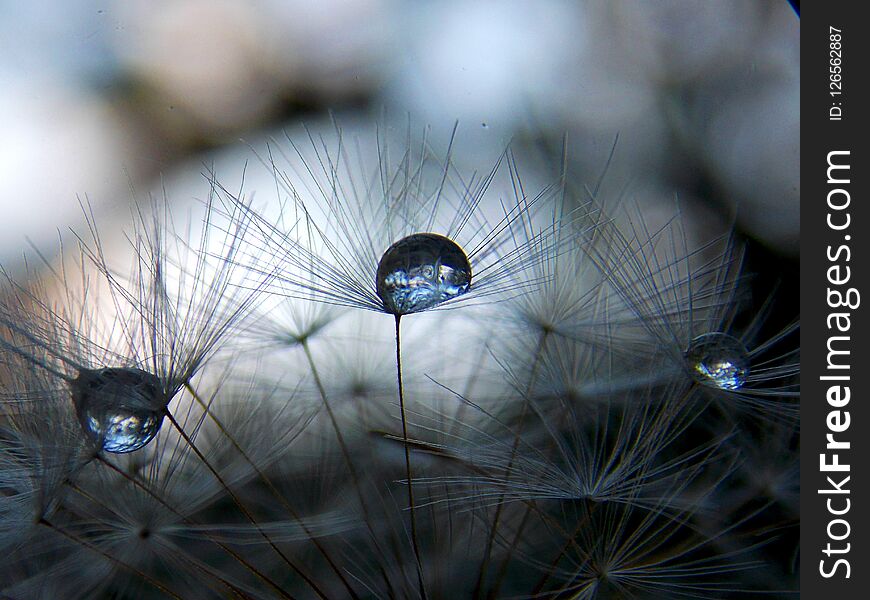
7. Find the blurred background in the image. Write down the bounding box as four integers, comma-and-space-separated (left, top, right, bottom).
0, 0, 798, 282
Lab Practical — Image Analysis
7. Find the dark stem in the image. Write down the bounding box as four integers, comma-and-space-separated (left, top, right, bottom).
184, 381, 360, 600
531, 501, 602, 595
486, 505, 533, 600
94, 455, 297, 600
38, 517, 184, 600
300, 340, 398, 599
164, 410, 322, 600
63, 477, 252, 600
300, 340, 365, 487
474, 329, 549, 599
395, 314, 428, 599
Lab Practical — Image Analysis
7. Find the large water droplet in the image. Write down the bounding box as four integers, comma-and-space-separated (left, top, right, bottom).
72, 368, 166, 453
376, 233, 471, 315
685, 333, 749, 390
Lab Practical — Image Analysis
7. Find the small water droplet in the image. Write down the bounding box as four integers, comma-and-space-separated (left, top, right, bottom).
72, 368, 166, 453
376, 233, 471, 315
685, 333, 749, 390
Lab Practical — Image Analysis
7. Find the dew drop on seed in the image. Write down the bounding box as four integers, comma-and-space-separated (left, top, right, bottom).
72, 367, 166, 453
376, 233, 472, 315
685, 333, 749, 390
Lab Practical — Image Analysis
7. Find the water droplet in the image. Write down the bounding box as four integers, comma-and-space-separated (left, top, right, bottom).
685, 333, 749, 390
72, 368, 166, 453
376, 233, 471, 315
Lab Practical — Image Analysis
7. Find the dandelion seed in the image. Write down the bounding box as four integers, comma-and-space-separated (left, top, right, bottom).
0, 185, 272, 459
213, 118, 587, 597
224, 118, 581, 315
685, 332, 749, 391
582, 203, 799, 420
243, 295, 344, 350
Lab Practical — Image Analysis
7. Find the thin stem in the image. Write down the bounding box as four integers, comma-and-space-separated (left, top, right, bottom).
38, 517, 184, 600
300, 340, 363, 484
486, 505, 533, 600
94, 455, 293, 600
474, 329, 549, 599
395, 314, 428, 599
301, 339, 399, 598
63, 478, 252, 600
531, 501, 602, 595
184, 381, 361, 600
164, 410, 322, 600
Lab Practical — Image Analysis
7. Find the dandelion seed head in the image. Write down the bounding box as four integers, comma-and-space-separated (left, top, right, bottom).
375, 233, 471, 315
685, 332, 749, 390
71, 367, 166, 453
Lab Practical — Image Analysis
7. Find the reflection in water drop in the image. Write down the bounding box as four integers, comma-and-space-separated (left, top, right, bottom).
72, 367, 166, 453
685, 333, 749, 390
376, 233, 472, 315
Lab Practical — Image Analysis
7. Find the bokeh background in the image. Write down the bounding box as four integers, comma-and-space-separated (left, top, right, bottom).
0, 0, 798, 271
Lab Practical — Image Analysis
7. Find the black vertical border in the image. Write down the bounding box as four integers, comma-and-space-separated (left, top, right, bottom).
801, 1, 868, 597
